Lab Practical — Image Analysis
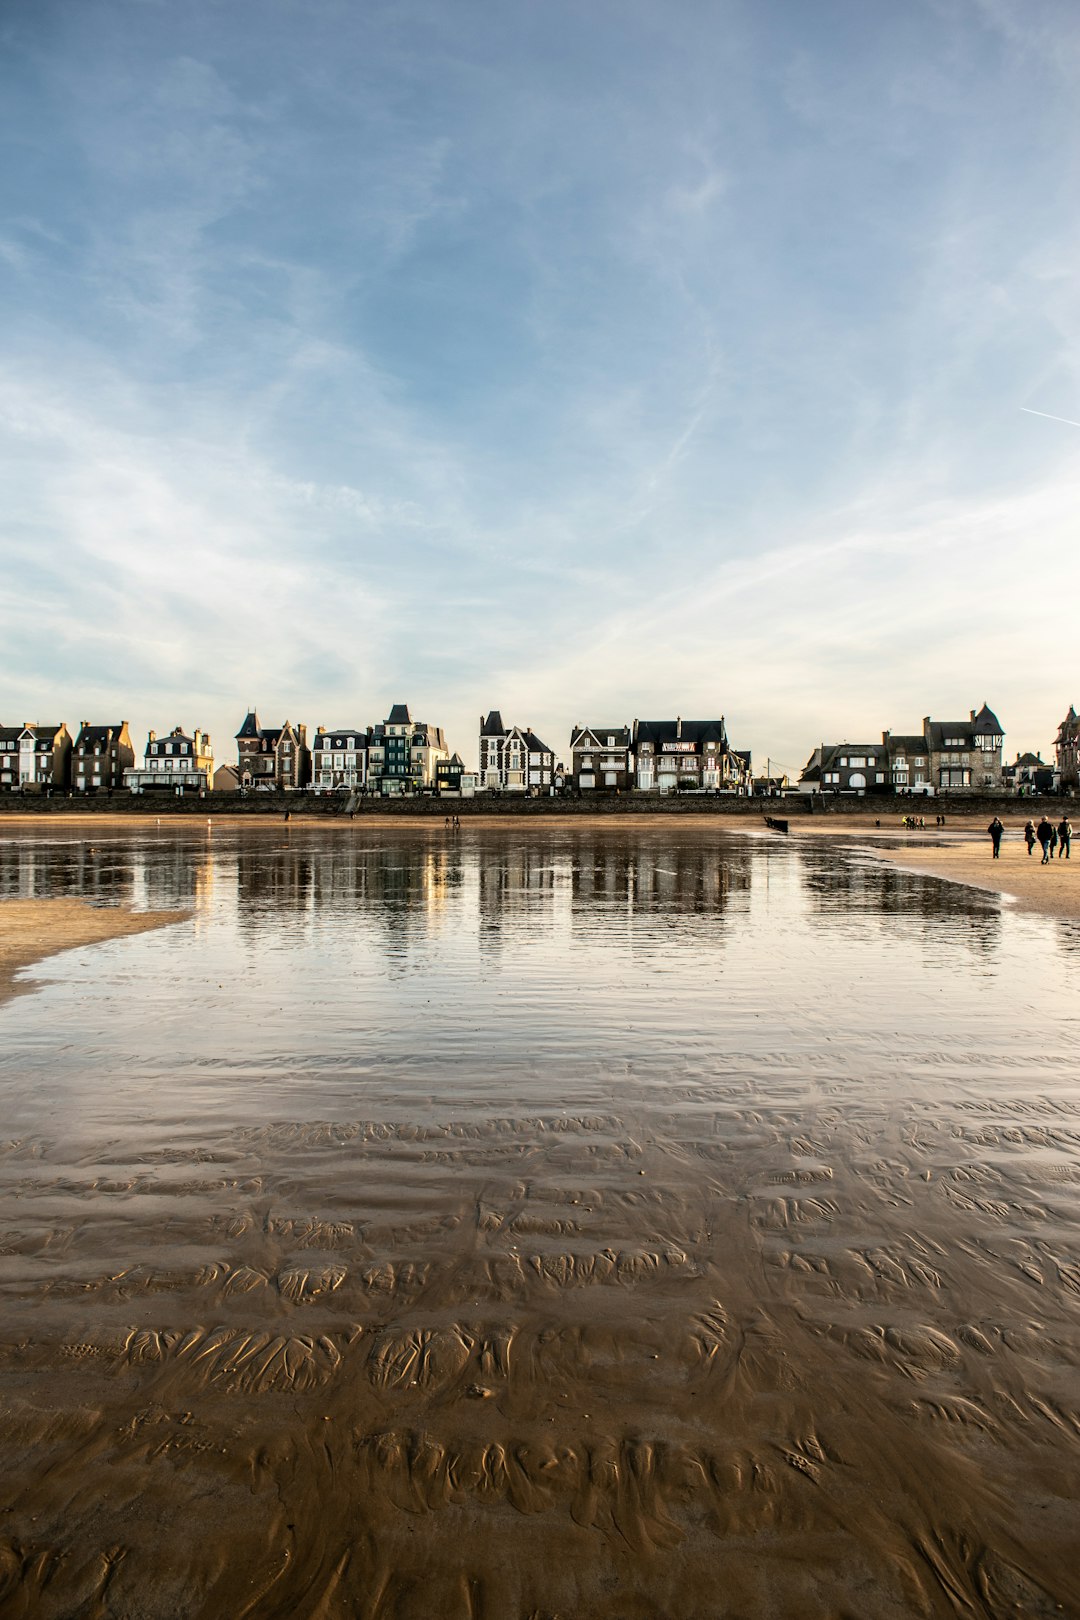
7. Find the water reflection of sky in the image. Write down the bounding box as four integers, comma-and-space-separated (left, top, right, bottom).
0, 826, 1076, 1138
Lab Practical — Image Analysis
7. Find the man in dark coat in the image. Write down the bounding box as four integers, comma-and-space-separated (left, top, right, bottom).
1058, 817, 1072, 860
987, 817, 1004, 859
1036, 816, 1054, 864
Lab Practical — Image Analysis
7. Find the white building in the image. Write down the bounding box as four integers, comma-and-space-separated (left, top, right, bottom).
125, 726, 214, 794
312, 726, 368, 793
479, 711, 555, 791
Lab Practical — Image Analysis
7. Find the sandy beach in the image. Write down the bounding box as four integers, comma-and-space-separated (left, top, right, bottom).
0, 822, 1078, 1615
0, 897, 190, 1001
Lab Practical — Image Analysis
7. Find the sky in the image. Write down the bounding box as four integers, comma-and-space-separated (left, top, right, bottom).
1, 0, 1078, 778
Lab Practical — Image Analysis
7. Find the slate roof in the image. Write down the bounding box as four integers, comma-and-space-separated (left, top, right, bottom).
0, 725, 64, 749
571, 726, 631, 748
480, 710, 504, 736
924, 721, 974, 749
885, 734, 926, 753
75, 724, 127, 747
314, 729, 368, 750
521, 729, 551, 754
634, 718, 729, 747
236, 711, 261, 739
387, 704, 412, 725
972, 704, 1003, 734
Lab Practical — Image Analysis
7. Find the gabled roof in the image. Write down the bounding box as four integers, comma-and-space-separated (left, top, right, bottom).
236, 711, 261, 739
571, 725, 631, 748
480, 710, 504, 736
521, 729, 551, 754
445, 752, 464, 767
0, 724, 66, 744
387, 703, 411, 725
885, 734, 926, 753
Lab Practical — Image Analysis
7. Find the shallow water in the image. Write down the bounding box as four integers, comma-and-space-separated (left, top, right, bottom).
0, 824, 1078, 1618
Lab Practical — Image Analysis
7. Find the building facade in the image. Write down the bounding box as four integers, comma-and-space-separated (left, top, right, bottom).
479, 711, 555, 791
236, 712, 310, 790
924, 705, 1004, 793
568, 725, 633, 791
881, 733, 931, 793
367, 704, 448, 793
125, 726, 213, 793
73, 723, 135, 792
633, 718, 750, 792
312, 727, 368, 793
1055, 706, 1079, 792
0, 724, 72, 792
799, 742, 888, 794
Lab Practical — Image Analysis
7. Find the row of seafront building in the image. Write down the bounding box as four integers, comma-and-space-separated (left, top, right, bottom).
0, 706, 751, 796
2, 702, 1079, 798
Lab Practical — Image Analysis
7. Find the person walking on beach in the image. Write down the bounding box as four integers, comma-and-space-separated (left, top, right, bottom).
1059, 817, 1072, 859
987, 817, 1004, 859
1024, 819, 1036, 855
1037, 816, 1053, 863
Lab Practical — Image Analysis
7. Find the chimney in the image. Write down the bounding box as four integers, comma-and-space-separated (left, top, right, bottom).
676, 716, 682, 738
970, 710, 976, 723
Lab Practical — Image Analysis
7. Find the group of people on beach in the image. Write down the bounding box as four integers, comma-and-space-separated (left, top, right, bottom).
443, 815, 462, 829
988, 816, 1072, 862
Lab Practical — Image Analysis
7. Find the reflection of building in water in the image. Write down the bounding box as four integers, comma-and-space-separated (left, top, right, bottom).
0, 840, 137, 904
233, 838, 461, 940
236, 844, 314, 916
136, 843, 214, 911
310, 841, 460, 935
478, 843, 556, 917
800, 854, 1002, 953
594, 843, 751, 917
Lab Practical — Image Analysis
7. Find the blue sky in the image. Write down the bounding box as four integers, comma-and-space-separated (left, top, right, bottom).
2, 0, 1078, 775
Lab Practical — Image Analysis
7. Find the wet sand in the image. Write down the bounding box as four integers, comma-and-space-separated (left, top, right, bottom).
784, 815, 1080, 919
0, 826, 1078, 1616
0, 897, 191, 1000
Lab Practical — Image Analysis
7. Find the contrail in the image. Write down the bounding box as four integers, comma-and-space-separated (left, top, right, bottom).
1020, 406, 1080, 429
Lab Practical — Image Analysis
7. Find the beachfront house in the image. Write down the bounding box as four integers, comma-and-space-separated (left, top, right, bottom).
0, 723, 72, 793
568, 725, 633, 791
367, 704, 449, 794
1055, 706, 1079, 792
479, 711, 555, 792
73, 722, 136, 793
633, 718, 751, 793
923, 705, 1004, 793
882, 733, 931, 793
236, 712, 311, 791
125, 727, 214, 794
798, 742, 887, 795
312, 726, 368, 794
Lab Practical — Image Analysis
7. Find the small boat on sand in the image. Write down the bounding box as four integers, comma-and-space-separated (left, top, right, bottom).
763, 815, 789, 833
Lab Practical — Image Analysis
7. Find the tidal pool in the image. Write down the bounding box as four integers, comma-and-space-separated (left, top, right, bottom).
0, 823, 1078, 1618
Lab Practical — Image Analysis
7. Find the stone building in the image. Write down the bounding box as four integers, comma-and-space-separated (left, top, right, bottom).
923, 705, 1004, 792
568, 725, 633, 791
1055, 706, 1079, 792
73, 722, 135, 792
0, 723, 72, 792
633, 717, 750, 792
235, 712, 310, 790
